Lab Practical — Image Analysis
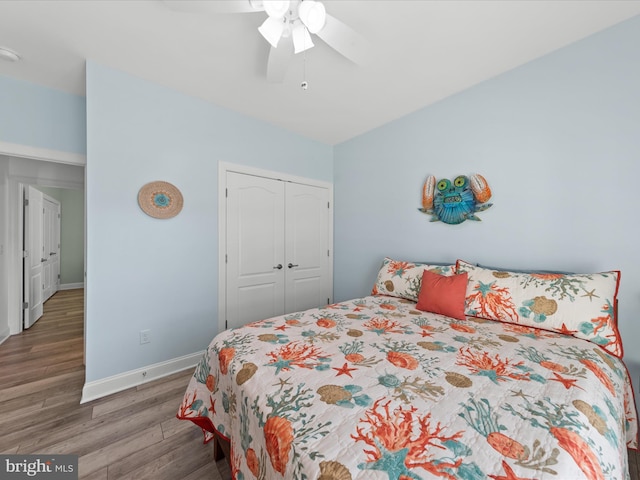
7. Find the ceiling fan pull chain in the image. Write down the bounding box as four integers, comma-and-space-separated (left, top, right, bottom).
301, 43, 308, 90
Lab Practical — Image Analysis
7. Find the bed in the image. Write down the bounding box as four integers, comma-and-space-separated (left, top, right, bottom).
178, 258, 638, 479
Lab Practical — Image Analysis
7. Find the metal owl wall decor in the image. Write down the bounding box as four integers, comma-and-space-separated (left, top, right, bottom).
418, 174, 493, 224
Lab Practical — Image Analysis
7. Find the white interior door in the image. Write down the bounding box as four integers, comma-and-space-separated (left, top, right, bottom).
24, 186, 44, 328
43, 197, 61, 301
226, 172, 285, 329
284, 182, 331, 313
53, 201, 61, 294
42, 198, 53, 300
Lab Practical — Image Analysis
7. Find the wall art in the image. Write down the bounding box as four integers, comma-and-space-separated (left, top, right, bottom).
418, 174, 492, 224
138, 180, 183, 219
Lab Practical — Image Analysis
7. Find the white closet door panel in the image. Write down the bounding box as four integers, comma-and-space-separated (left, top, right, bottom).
285, 182, 330, 313
237, 283, 282, 324
287, 276, 324, 313
52, 202, 61, 295
42, 198, 56, 301
25, 186, 44, 328
226, 172, 285, 329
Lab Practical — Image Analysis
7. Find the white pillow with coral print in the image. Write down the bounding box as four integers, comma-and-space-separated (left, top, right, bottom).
372, 257, 455, 302
456, 260, 622, 357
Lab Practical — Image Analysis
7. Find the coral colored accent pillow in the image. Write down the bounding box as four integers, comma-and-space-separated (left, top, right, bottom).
416, 270, 468, 320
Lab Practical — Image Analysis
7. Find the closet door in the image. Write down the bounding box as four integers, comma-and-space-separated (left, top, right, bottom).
285, 182, 330, 313
226, 172, 285, 329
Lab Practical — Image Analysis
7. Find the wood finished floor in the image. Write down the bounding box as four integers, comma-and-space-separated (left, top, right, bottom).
0, 289, 231, 480
0, 289, 638, 479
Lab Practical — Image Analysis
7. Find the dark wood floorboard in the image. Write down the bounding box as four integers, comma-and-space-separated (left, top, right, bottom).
1, 288, 637, 479
0, 289, 231, 480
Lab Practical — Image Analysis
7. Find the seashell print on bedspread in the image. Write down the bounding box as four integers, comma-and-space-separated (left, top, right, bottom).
177, 295, 638, 480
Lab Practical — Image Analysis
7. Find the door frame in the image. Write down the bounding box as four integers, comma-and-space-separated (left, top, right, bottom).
218, 162, 333, 334
15, 179, 83, 333
2, 141, 85, 338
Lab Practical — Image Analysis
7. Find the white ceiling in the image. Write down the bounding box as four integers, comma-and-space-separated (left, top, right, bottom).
1, 1, 639, 145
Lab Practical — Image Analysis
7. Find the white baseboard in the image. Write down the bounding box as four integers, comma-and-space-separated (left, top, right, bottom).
0, 326, 10, 347
59, 282, 84, 290
80, 350, 204, 404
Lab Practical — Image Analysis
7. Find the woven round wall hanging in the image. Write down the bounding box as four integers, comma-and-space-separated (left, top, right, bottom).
137, 181, 183, 219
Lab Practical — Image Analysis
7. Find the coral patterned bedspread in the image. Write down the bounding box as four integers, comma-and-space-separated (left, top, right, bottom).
178, 295, 638, 480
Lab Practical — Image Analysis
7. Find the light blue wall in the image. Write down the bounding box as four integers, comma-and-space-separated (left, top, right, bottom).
334, 16, 640, 400
85, 61, 332, 382
0, 75, 86, 154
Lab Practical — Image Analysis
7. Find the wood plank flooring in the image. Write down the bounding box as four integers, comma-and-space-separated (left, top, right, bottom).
0, 288, 638, 479
0, 289, 231, 480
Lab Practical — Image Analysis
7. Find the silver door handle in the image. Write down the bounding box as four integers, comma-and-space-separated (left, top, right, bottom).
273, 264, 283, 270
50, 252, 57, 255
288, 263, 299, 268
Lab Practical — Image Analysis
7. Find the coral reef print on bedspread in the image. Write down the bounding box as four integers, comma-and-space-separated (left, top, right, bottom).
178, 296, 638, 480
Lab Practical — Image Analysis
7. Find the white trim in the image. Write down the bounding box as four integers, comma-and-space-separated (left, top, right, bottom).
0, 140, 86, 166
0, 326, 10, 347
218, 161, 334, 334
59, 282, 84, 290
80, 350, 203, 404
11, 182, 25, 335
11, 174, 84, 191
219, 162, 333, 190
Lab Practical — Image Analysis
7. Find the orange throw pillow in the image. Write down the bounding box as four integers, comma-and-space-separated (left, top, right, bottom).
416, 270, 468, 320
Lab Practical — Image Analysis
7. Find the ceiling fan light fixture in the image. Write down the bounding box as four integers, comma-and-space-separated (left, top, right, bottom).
258, 16, 285, 47
263, 0, 290, 18
281, 19, 292, 38
298, 0, 326, 34
292, 22, 314, 54
0, 46, 21, 62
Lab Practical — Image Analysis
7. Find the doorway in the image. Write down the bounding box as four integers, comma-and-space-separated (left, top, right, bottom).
23, 185, 61, 328
22, 184, 83, 329
0, 154, 85, 337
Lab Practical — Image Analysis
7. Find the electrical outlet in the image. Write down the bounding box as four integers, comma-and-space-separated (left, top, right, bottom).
140, 329, 151, 345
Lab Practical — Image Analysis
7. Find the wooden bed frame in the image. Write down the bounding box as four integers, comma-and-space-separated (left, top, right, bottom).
213, 432, 231, 468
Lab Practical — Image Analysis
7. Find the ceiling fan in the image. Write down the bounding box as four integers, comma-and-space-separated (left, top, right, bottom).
164, 0, 369, 82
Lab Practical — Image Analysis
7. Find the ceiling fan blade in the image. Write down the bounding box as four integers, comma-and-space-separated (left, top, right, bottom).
163, 1, 263, 14
266, 36, 293, 83
315, 13, 370, 65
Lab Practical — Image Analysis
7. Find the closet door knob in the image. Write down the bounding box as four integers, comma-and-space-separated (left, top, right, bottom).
273, 264, 283, 270
288, 263, 299, 268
